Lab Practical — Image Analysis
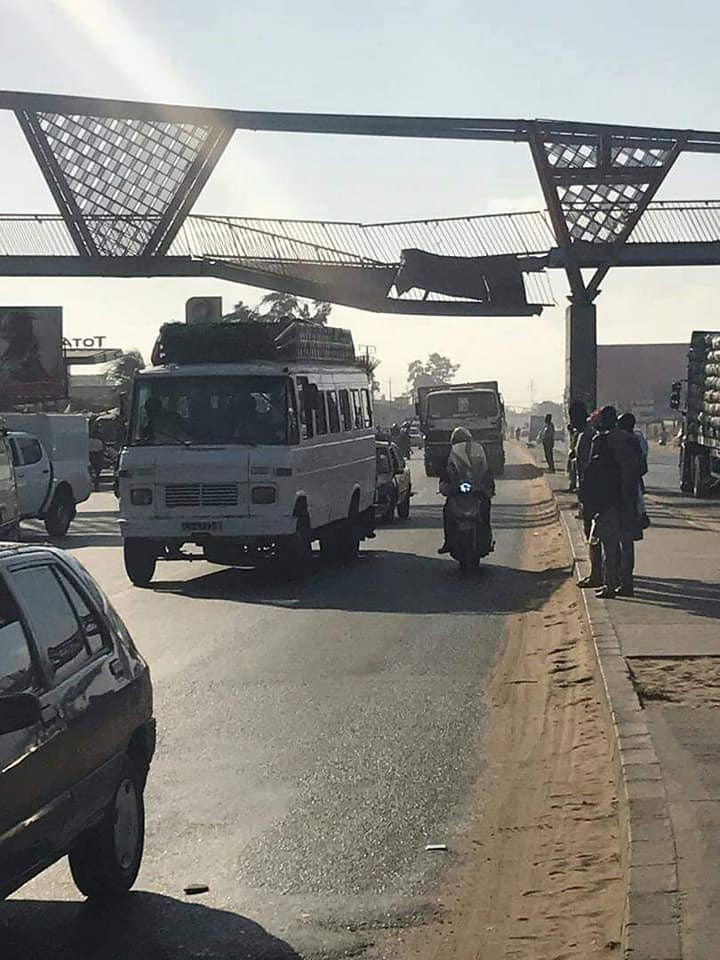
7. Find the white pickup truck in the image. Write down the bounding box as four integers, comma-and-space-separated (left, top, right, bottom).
4, 414, 92, 537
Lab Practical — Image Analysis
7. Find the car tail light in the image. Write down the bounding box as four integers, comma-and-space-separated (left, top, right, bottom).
252, 485, 276, 504
130, 488, 153, 505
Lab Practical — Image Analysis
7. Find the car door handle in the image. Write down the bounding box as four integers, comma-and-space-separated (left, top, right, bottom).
42, 469, 50, 474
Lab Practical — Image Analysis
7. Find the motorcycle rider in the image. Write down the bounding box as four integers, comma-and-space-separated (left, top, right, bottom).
438, 426, 494, 554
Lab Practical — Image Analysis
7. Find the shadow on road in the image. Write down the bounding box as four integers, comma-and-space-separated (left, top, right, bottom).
634, 576, 720, 623
493, 500, 557, 530
380, 500, 556, 533
20, 510, 121, 549
0, 892, 300, 960
150, 551, 567, 616
647, 488, 720, 507
500, 462, 543, 481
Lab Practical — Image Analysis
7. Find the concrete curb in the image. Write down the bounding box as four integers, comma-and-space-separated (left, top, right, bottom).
556, 499, 682, 959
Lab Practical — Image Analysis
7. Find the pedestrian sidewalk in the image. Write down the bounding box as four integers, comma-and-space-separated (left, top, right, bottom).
551, 468, 720, 960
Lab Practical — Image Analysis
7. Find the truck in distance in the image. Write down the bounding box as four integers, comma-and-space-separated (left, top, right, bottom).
118, 320, 376, 586
672, 330, 720, 498
416, 381, 506, 478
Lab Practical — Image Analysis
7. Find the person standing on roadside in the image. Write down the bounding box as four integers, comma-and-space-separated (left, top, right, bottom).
618, 413, 650, 528
609, 412, 644, 596
581, 407, 622, 598
576, 408, 603, 588
583, 406, 643, 598
538, 413, 556, 473
566, 401, 588, 493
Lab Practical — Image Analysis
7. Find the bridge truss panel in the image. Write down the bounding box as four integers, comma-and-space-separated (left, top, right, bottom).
15, 108, 232, 258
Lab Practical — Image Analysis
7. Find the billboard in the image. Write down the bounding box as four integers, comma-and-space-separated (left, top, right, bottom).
0, 307, 65, 400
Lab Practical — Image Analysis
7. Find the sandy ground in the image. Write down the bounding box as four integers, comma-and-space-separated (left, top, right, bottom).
383, 473, 624, 960
629, 658, 720, 706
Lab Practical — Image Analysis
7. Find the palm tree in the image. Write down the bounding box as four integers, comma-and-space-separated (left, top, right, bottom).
258, 293, 332, 324
357, 353, 382, 394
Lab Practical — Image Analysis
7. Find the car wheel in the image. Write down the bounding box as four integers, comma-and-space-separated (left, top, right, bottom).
124, 539, 157, 587
69, 758, 145, 899
396, 491, 410, 519
44, 490, 75, 538
383, 490, 397, 523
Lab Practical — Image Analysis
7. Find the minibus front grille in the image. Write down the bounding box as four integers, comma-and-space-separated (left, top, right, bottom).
165, 483, 239, 508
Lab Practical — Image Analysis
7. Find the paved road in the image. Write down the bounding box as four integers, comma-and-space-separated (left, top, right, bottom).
3, 447, 550, 960
645, 441, 680, 496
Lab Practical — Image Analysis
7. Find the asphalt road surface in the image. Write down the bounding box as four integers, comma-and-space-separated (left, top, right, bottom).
3, 446, 552, 960
645, 441, 680, 496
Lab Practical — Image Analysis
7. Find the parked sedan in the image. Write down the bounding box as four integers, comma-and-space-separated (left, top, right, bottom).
0, 544, 155, 900
408, 423, 423, 449
375, 441, 412, 521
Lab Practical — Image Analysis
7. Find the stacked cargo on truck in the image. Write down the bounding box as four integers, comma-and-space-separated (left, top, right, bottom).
675, 330, 720, 497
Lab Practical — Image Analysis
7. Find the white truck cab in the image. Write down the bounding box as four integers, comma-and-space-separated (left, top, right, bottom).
119, 324, 376, 585
4, 414, 91, 537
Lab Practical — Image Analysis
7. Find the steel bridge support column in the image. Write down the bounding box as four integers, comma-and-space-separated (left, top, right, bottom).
565, 300, 597, 411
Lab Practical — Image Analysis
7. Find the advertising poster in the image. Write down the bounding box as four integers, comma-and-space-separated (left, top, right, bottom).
0, 306, 65, 400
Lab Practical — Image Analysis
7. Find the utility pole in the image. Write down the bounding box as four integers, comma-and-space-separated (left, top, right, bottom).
358, 344, 377, 394
388, 377, 392, 402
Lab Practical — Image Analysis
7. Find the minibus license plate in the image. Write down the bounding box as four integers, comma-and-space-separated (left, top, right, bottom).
182, 521, 222, 532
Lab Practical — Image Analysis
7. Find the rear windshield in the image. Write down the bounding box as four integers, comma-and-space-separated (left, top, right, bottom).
427, 391, 498, 418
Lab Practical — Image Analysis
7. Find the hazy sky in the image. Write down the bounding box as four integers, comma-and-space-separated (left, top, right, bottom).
1, 0, 719, 405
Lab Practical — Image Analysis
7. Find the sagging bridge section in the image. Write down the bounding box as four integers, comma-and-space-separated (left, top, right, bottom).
4, 89, 720, 404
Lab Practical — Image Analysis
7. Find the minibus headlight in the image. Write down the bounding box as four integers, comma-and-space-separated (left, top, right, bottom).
130, 488, 153, 506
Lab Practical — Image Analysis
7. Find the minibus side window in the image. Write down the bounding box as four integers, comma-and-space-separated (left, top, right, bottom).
350, 389, 363, 429
327, 391, 340, 433
287, 380, 300, 445
315, 391, 328, 435
360, 388, 373, 428
296, 376, 314, 439
339, 389, 353, 431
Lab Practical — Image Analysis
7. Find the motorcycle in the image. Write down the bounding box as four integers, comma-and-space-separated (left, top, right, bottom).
446, 481, 494, 574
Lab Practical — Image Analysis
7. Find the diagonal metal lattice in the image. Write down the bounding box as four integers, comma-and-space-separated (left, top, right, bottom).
544, 141, 675, 243
530, 132, 682, 297
5, 90, 720, 315
16, 110, 232, 257
559, 182, 649, 242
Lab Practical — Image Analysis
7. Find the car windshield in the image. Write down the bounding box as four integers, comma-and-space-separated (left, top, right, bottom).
130, 375, 292, 446
428, 391, 498, 418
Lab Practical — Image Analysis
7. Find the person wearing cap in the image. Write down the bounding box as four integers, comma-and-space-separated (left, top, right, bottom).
438, 426, 494, 554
